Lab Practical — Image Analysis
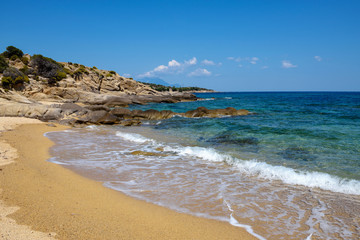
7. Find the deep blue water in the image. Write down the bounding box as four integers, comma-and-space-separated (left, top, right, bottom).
128, 92, 360, 181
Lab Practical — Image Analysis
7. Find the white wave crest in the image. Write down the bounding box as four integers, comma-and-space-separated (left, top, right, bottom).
164, 146, 228, 163
230, 159, 360, 195
164, 145, 360, 195
115, 132, 157, 145
115, 132, 360, 195
198, 98, 215, 101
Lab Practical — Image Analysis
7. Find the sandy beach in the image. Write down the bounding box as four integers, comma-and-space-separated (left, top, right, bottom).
0, 117, 255, 240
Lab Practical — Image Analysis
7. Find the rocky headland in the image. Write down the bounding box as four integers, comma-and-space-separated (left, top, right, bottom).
0, 46, 250, 125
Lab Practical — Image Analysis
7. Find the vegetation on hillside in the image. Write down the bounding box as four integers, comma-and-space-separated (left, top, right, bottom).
1, 46, 24, 59
30, 54, 67, 84
0, 45, 210, 93
0, 55, 8, 73
1, 67, 29, 89
139, 82, 212, 92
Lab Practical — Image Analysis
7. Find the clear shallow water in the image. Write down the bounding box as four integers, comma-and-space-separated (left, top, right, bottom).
47, 92, 360, 239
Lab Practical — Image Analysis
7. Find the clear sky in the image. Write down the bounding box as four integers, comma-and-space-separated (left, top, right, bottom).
2, 0, 359, 91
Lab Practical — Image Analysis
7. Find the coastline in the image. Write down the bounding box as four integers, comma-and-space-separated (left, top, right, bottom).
0, 118, 256, 239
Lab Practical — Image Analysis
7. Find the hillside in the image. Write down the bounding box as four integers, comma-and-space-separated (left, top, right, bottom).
0, 46, 249, 126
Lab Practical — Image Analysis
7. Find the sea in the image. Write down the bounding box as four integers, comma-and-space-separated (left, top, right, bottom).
46, 92, 360, 240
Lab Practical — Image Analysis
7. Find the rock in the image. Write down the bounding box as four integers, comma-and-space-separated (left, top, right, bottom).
77, 110, 118, 124
280, 147, 316, 161
42, 108, 62, 120
182, 107, 250, 118
208, 135, 259, 146
130, 151, 168, 157
183, 107, 210, 118
110, 108, 133, 119
0, 103, 48, 118
119, 120, 142, 126
60, 103, 87, 116
131, 109, 171, 120
84, 105, 110, 112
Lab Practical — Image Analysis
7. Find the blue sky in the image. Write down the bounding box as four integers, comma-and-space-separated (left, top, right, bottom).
1, 0, 359, 91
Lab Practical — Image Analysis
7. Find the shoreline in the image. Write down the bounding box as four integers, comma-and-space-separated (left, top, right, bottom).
0, 119, 256, 239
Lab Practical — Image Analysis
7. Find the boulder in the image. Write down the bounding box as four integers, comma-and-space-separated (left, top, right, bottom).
110, 108, 133, 119
183, 107, 210, 118
182, 107, 250, 118
77, 110, 118, 124
42, 108, 62, 120
84, 105, 110, 112
60, 103, 87, 116
119, 120, 142, 126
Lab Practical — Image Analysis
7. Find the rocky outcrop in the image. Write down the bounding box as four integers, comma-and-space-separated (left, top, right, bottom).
0, 52, 250, 126
183, 107, 249, 118
0, 95, 252, 126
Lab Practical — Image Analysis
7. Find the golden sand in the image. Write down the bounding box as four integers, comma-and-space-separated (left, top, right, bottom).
0, 119, 255, 239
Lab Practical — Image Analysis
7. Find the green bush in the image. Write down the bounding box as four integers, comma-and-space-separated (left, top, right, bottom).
1, 67, 29, 89
21, 56, 29, 65
68, 62, 73, 65
106, 73, 113, 77
1, 76, 12, 88
63, 67, 72, 75
109, 70, 116, 75
15, 75, 29, 84
56, 71, 67, 80
2, 46, 24, 58
73, 63, 79, 67
92, 66, 97, 70
19, 65, 33, 75
30, 54, 66, 82
10, 55, 18, 61
0, 55, 8, 73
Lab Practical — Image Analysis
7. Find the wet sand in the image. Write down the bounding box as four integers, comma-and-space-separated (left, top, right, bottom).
0, 119, 256, 239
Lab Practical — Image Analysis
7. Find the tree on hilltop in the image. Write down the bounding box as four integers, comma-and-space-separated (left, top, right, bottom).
2, 46, 24, 59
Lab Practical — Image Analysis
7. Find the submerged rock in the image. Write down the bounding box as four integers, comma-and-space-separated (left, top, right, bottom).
130, 150, 168, 157
207, 135, 259, 146
280, 147, 316, 161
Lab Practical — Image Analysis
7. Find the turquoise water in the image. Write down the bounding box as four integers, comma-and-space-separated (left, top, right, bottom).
129, 92, 360, 181
47, 92, 360, 239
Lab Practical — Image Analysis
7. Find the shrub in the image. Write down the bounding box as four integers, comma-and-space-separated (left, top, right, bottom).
68, 62, 73, 65
30, 54, 66, 82
3, 67, 24, 80
1, 67, 29, 89
10, 55, 18, 61
73, 63, 79, 67
92, 66, 97, 70
56, 71, 67, 80
1, 76, 12, 88
109, 70, 116, 75
0, 55, 8, 73
21, 56, 29, 65
63, 67, 72, 75
15, 75, 29, 84
106, 73, 112, 77
19, 65, 33, 75
2, 46, 24, 58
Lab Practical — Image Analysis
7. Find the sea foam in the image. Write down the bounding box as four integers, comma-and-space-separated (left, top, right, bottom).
115, 131, 360, 196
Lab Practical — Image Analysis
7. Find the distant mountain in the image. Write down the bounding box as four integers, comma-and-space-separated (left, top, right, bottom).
138, 77, 181, 88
